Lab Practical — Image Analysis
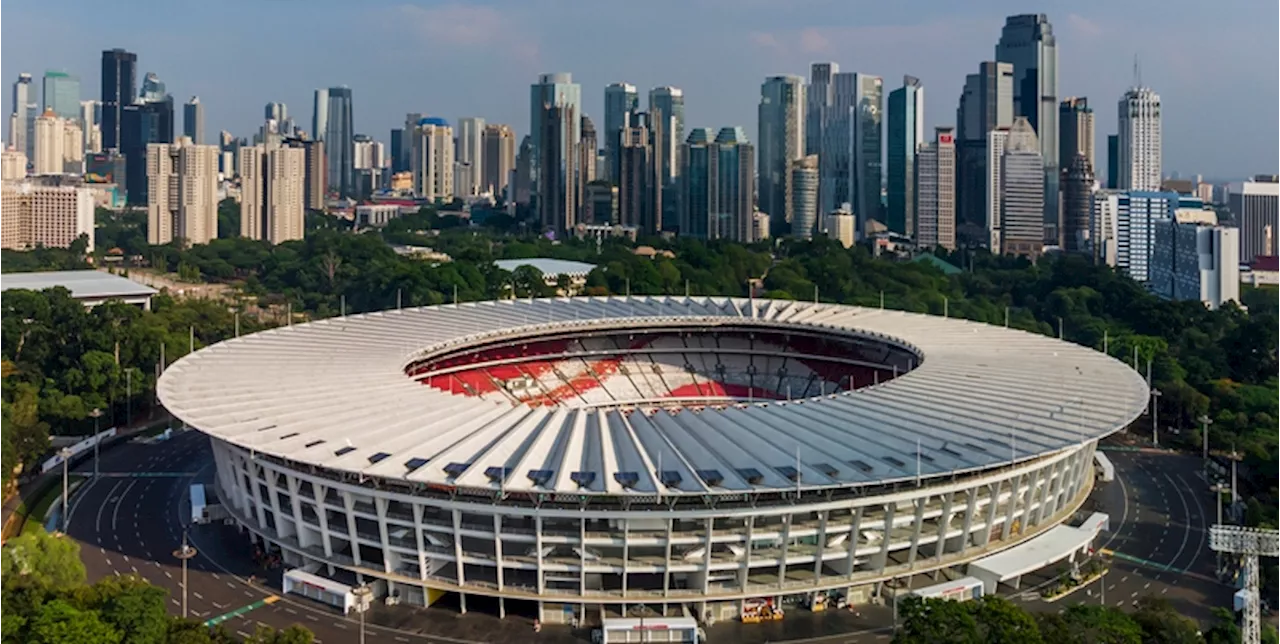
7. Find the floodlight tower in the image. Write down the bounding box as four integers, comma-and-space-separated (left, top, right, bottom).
1209, 524, 1280, 644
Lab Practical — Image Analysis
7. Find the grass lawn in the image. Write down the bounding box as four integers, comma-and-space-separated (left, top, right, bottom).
18, 475, 86, 536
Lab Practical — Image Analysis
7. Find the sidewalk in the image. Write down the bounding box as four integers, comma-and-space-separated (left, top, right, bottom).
0, 413, 173, 542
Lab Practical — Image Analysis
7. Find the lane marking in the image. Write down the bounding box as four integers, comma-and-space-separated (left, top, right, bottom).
110, 480, 139, 535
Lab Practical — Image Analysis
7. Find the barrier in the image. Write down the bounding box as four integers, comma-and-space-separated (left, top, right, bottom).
40, 428, 118, 474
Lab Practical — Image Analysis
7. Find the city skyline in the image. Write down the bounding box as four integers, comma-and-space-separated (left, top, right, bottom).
2, 0, 1275, 181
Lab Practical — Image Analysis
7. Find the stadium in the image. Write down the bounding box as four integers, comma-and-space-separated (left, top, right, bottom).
158, 296, 1149, 627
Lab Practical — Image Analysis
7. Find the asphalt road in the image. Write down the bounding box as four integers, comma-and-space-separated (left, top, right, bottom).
64, 433, 1234, 644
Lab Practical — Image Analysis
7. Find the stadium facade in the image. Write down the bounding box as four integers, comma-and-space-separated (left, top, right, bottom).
159, 297, 1148, 624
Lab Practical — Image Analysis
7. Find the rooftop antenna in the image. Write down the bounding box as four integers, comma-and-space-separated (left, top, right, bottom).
1133, 53, 1142, 88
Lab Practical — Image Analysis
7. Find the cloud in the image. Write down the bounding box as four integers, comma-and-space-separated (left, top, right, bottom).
798, 28, 831, 55
389, 3, 541, 63
1065, 14, 1104, 38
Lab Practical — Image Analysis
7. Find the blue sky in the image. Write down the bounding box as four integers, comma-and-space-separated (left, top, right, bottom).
4, 0, 1276, 180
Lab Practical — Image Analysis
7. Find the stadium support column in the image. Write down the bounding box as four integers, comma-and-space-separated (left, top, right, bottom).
311, 484, 336, 568
535, 515, 546, 595
956, 486, 978, 555
287, 477, 309, 550
702, 518, 715, 595
265, 468, 288, 539
872, 504, 895, 570
905, 496, 927, 569
933, 492, 955, 564
249, 461, 270, 529
621, 519, 630, 596
663, 517, 674, 596
411, 505, 427, 582
1000, 474, 1023, 541
451, 509, 466, 613
341, 492, 363, 567
843, 508, 863, 576
980, 482, 1001, 547
813, 511, 829, 580
492, 514, 506, 619
740, 516, 756, 596
374, 498, 393, 578
778, 508, 794, 586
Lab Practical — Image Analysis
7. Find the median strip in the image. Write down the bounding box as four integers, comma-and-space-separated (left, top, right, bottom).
203, 594, 281, 627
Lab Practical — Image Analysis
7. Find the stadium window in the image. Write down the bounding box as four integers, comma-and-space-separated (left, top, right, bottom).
404, 457, 429, 472
614, 471, 641, 488
334, 446, 356, 457
443, 462, 469, 478
368, 452, 391, 464
570, 471, 597, 487
736, 468, 764, 485
695, 469, 724, 487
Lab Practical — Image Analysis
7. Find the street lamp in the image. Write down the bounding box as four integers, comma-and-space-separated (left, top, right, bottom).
89, 408, 104, 479
1209, 483, 1228, 577
1199, 414, 1214, 464
59, 447, 72, 533
352, 584, 374, 644
172, 529, 197, 619
1150, 388, 1162, 446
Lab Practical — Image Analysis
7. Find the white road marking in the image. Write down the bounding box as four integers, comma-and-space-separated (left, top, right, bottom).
194, 592, 204, 600
111, 480, 138, 534
105, 558, 112, 567
171, 598, 180, 606
164, 571, 172, 579
305, 615, 319, 622
285, 608, 297, 615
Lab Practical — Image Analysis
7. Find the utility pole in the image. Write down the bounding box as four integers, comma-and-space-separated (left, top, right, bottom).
125, 369, 132, 426
90, 408, 103, 479
1200, 415, 1214, 465
353, 585, 373, 644
1150, 388, 1162, 446
173, 530, 197, 619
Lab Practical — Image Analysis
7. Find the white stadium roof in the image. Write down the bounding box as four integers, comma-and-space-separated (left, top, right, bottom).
158, 297, 1149, 496
2, 270, 158, 299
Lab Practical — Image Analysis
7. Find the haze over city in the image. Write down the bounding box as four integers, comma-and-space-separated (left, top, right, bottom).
3, 0, 1276, 180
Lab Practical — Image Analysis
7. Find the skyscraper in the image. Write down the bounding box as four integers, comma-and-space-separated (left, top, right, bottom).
539, 104, 579, 232
1117, 86, 1162, 192
1228, 178, 1279, 263
758, 75, 805, 237
183, 97, 204, 145
410, 117, 454, 203
1058, 97, 1095, 171
648, 87, 684, 181
323, 87, 354, 196
121, 92, 174, 206
265, 102, 287, 123
805, 62, 838, 157
679, 126, 754, 241
1106, 134, 1119, 189
10, 73, 35, 159
301, 139, 326, 212
986, 127, 1011, 250
514, 135, 533, 206
821, 72, 882, 234
456, 117, 485, 197
100, 49, 137, 151
147, 137, 219, 245
481, 124, 516, 197
618, 116, 653, 233
996, 14, 1058, 241
311, 89, 328, 142
240, 142, 306, 243
1061, 154, 1096, 253
603, 82, 638, 183
886, 76, 924, 235
41, 71, 80, 120
790, 155, 819, 239
1000, 117, 1045, 258
955, 61, 1015, 242
577, 115, 597, 211
915, 127, 956, 250
529, 73, 582, 198
33, 109, 65, 175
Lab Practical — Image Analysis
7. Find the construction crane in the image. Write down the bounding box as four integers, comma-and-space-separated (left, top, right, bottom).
1209, 524, 1280, 644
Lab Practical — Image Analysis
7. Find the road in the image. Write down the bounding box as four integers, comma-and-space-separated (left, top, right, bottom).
64, 433, 1233, 643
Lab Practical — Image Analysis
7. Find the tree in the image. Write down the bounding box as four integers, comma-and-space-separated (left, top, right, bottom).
1037, 605, 1144, 644
1129, 596, 1203, 644
26, 599, 123, 644
974, 595, 1044, 643
244, 624, 315, 644
93, 575, 171, 644
893, 596, 980, 644
1, 532, 87, 593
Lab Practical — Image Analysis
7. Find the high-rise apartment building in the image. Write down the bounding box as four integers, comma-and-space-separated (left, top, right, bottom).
577, 115, 598, 212
886, 76, 924, 236
1117, 86, 1162, 191
11, 73, 36, 160
996, 14, 1059, 240
1, 181, 95, 252
1, 149, 26, 180
759, 75, 806, 237
825, 206, 856, 249
80, 101, 102, 154
41, 71, 80, 120
603, 83, 638, 183
805, 62, 838, 157
514, 135, 533, 206
790, 155, 819, 239
456, 117, 485, 197
915, 127, 956, 250
410, 117, 454, 203
239, 142, 306, 243
1000, 117, 1045, 258
1111, 191, 1181, 283
323, 87, 354, 196
1228, 178, 1279, 263
618, 118, 653, 234
183, 97, 204, 145
529, 73, 582, 197
481, 124, 516, 198
985, 127, 1010, 250
147, 137, 219, 245
956, 61, 1015, 242
100, 49, 137, 151
680, 127, 755, 241
33, 110, 65, 175
302, 139, 326, 212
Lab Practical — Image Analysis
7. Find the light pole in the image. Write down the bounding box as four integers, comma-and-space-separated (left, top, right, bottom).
89, 408, 103, 479
1210, 483, 1228, 576
353, 584, 373, 644
1150, 388, 1162, 446
1199, 414, 1214, 464
59, 447, 71, 533
173, 529, 197, 619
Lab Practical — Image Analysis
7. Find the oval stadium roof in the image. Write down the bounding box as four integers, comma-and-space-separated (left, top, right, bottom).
157, 297, 1149, 496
